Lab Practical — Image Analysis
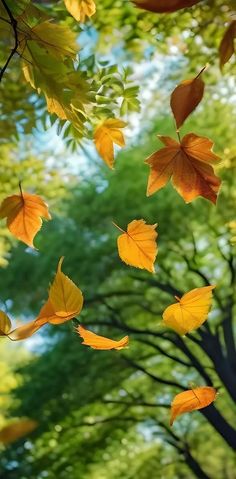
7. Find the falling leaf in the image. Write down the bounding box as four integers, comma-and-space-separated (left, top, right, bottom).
77, 325, 129, 350
36, 257, 83, 325
94, 119, 127, 169
170, 387, 217, 425
132, 0, 201, 13
8, 319, 46, 341
0, 187, 51, 248
219, 21, 236, 69
170, 67, 206, 129
145, 133, 221, 204
64, 0, 96, 22
0, 419, 38, 445
0, 311, 12, 336
31, 21, 78, 60
162, 285, 215, 335
114, 219, 158, 273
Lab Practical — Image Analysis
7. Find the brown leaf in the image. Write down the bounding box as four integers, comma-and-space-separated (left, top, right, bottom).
170, 67, 205, 129
0, 419, 38, 445
145, 133, 221, 204
219, 21, 236, 69
132, 0, 201, 13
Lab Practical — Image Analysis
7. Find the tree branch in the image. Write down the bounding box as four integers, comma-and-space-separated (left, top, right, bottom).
0, 0, 18, 82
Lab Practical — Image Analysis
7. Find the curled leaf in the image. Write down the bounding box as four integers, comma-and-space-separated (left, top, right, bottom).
36, 257, 83, 325
8, 319, 46, 341
114, 219, 158, 273
64, 0, 96, 22
94, 119, 127, 169
77, 325, 129, 350
170, 387, 217, 425
132, 0, 201, 13
219, 21, 236, 69
170, 68, 205, 129
146, 133, 221, 204
162, 285, 215, 335
0, 190, 51, 248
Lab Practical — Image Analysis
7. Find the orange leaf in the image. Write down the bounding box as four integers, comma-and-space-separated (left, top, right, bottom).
162, 285, 215, 335
170, 387, 217, 425
219, 21, 236, 69
0, 189, 51, 248
77, 325, 129, 350
8, 318, 47, 341
132, 0, 201, 13
94, 119, 127, 169
170, 67, 205, 129
145, 133, 221, 204
114, 219, 158, 273
0, 419, 38, 445
36, 257, 83, 324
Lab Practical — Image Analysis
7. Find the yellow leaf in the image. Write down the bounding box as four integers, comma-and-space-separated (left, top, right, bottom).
0, 419, 38, 445
0, 189, 51, 248
0, 311, 12, 336
77, 325, 129, 350
37, 257, 83, 324
162, 285, 215, 335
64, 0, 96, 22
31, 21, 78, 60
170, 387, 217, 425
94, 119, 127, 169
114, 219, 158, 273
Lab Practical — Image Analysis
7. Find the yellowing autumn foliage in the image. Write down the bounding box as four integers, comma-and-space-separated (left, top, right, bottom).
114, 219, 158, 273
162, 285, 215, 335
77, 325, 129, 350
0, 189, 51, 248
94, 119, 127, 169
146, 134, 221, 204
64, 0, 96, 22
170, 387, 217, 425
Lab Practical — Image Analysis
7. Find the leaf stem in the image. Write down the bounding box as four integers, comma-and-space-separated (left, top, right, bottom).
112, 221, 125, 233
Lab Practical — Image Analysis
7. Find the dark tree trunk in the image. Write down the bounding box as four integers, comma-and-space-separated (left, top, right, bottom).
201, 404, 236, 450
184, 450, 211, 479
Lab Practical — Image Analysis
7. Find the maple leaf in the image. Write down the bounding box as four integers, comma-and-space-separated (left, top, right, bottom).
219, 21, 236, 69
170, 387, 217, 425
132, 0, 201, 13
0, 311, 12, 336
170, 67, 205, 129
113, 219, 158, 273
64, 0, 96, 22
77, 325, 129, 350
162, 285, 215, 335
145, 133, 221, 204
36, 257, 83, 325
94, 119, 127, 169
0, 419, 38, 445
0, 187, 51, 248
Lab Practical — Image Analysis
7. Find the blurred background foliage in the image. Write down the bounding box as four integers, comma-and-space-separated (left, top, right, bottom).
0, 0, 235, 478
